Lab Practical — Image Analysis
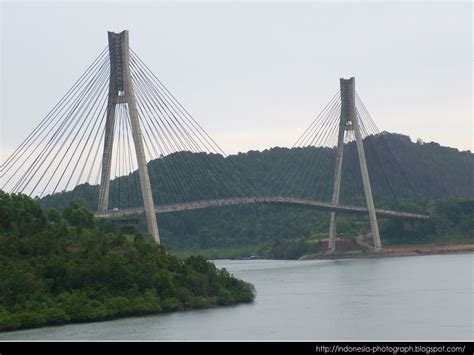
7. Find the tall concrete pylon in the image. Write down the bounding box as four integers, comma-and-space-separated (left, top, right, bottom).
328, 77, 381, 253
97, 30, 160, 243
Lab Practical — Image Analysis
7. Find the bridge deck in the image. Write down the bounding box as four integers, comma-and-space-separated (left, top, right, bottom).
95, 196, 430, 220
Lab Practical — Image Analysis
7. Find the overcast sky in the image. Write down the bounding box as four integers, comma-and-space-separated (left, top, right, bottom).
1, 1, 472, 159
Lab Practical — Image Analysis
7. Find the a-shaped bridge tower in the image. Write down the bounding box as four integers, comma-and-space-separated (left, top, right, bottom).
98, 31, 160, 243
328, 78, 381, 253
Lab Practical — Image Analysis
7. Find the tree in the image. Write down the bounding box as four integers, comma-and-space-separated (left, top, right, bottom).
62, 200, 95, 228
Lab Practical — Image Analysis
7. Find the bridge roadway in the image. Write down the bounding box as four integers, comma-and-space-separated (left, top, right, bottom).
95, 196, 430, 220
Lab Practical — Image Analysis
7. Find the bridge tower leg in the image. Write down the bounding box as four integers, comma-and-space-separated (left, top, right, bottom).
328, 77, 381, 253
328, 110, 346, 254
97, 31, 160, 244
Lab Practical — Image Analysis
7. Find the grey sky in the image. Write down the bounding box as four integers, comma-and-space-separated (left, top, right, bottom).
1, 1, 472, 159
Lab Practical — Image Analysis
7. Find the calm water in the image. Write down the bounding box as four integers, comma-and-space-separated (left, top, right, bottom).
0, 253, 472, 340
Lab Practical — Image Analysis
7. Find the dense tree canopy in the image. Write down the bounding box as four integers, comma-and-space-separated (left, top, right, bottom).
0, 192, 255, 331
380, 199, 474, 246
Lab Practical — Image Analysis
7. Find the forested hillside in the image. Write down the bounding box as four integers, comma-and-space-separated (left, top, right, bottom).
38, 133, 474, 256
0, 192, 255, 331
41, 132, 474, 210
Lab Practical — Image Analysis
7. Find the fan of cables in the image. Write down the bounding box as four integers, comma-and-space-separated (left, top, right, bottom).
1, 48, 256, 210
258, 89, 418, 211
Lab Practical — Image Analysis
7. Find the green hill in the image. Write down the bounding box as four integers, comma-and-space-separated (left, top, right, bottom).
38, 132, 474, 257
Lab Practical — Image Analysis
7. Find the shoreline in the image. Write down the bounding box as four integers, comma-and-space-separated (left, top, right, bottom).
0, 297, 255, 334
299, 243, 474, 260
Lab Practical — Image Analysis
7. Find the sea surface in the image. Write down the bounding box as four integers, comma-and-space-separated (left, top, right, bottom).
0, 253, 472, 340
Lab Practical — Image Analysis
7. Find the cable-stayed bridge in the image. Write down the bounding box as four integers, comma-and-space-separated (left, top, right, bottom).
0, 30, 429, 253
95, 197, 429, 220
